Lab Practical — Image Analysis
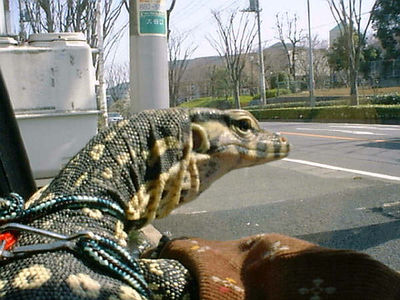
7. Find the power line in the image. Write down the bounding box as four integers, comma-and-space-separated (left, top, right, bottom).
170, 0, 376, 57
172, 0, 242, 39
172, 0, 240, 26
256, 8, 376, 47
171, 0, 209, 21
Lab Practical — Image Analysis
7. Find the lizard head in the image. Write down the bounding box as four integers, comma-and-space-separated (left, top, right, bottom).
177, 108, 290, 206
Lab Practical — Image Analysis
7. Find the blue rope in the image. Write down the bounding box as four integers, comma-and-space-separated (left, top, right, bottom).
0, 193, 124, 222
78, 236, 151, 298
0, 193, 151, 299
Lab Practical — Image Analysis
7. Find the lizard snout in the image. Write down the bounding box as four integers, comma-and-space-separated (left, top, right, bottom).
272, 132, 290, 158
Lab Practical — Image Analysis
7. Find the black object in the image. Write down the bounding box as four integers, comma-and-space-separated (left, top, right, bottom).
0, 70, 36, 199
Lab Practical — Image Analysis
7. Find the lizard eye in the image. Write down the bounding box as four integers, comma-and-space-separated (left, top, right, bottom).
234, 118, 253, 135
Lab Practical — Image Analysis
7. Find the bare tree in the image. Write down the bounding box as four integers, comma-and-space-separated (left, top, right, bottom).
297, 36, 330, 88
327, 0, 378, 105
275, 12, 305, 81
168, 31, 197, 107
166, 0, 177, 39
106, 62, 130, 103
17, 0, 127, 66
208, 10, 257, 109
18, 0, 128, 128
105, 62, 130, 115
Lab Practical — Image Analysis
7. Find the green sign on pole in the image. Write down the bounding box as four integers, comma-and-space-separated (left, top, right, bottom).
139, 11, 166, 35
137, 0, 167, 36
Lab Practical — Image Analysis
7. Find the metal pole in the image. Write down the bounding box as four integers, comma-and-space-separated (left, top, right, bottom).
130, 0, 169, 113
255, 0, 267, 105
96, 0, 108, 128
307, 0, 315, 107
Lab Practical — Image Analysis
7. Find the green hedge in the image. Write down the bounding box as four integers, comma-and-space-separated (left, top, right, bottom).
266, 88, 291, 98
247, 105, 400, 123
367, 93, 400, 105
252, 88, 291, 100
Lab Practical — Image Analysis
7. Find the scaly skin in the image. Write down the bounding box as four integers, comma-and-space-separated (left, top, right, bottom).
0, 108, 289, 299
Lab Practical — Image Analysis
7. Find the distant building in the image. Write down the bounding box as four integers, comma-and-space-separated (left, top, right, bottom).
106, 82, 129, 106
329, 22, 345, 47
263, 42, 293, 75
176, 41, 331, 100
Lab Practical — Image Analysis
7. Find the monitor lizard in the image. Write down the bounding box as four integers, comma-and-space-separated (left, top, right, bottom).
0, 108, 289, 299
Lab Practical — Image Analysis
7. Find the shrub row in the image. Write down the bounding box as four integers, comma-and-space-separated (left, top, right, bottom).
252, 88, 291, 100
247, 105, 400, 124
248, 99, 350, 109
366, 93, 400, 105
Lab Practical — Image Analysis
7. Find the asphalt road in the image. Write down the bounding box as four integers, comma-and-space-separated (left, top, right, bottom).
153, 122, 400, 270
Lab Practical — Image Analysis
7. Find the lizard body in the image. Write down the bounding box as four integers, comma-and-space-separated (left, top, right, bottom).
0, 108, 289, 299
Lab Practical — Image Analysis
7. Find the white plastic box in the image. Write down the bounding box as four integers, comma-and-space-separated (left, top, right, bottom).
0, 33, 99, 183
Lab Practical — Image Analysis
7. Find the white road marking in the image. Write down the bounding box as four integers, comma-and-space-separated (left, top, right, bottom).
283, 158, 400, 182
329, 125, 400, 131
355, 207, 367, 211
331, 130, 378, 135
383, 201, 400, 208
295, 127, 383, 135
182, 210, 208, 215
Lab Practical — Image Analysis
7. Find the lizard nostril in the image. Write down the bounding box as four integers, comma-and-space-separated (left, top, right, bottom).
273, 134, 288, 144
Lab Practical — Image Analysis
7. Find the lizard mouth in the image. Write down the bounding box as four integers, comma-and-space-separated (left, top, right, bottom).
212, 143, 290, 161
211, 134, 290, 161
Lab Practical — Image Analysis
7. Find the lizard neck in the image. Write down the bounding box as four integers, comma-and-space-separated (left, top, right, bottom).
26, 110, 194, 229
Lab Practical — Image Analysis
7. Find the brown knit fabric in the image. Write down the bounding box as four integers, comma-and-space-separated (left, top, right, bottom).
159, 233, 400, 300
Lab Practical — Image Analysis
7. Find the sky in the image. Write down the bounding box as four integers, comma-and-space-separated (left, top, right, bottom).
8, 0, 377, 65
110, 0, 377, 64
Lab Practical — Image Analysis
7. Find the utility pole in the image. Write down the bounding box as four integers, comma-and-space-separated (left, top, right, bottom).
96, 0, 108, 128
130, 0, 169, 113
307, 0, 315, 107
243, 0, 266, 105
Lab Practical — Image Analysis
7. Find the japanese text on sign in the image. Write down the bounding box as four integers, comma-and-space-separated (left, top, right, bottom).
137, 0, 167, 36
